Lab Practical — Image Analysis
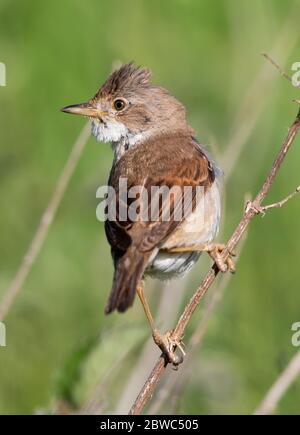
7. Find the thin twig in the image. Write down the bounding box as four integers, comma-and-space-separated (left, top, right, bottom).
261, 53, 298, 86
0, 123, 90, 321
260, 186, 300, 213
128, 106, 300, 415
254, 349, 300, 415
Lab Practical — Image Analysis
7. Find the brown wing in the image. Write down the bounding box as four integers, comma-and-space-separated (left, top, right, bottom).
105, 133, 215, 260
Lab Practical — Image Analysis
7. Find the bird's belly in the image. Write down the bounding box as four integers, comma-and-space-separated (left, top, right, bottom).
145, 181, 221, 280
146, 250, 201, 280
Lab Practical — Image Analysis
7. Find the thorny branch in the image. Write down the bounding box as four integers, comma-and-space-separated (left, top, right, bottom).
129, 105, 300, 414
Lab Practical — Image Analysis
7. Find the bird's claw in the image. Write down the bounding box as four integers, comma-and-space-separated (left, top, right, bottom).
205, 243, 236, 273
152, 329, 185, 368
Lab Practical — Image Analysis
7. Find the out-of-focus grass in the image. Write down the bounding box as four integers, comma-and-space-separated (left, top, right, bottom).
0, 0, 300, 414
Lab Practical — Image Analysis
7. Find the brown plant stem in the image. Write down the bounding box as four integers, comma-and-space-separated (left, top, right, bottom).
128, 107, 300, 415
260, 186, 300, 213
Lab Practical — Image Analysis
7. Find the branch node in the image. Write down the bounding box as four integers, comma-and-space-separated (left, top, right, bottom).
245, 200, 264, 216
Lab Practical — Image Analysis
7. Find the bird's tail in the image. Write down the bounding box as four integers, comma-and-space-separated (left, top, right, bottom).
105, 247, 152, 314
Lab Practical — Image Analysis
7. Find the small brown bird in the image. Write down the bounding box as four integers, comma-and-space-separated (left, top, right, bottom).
62, 63, 234, 365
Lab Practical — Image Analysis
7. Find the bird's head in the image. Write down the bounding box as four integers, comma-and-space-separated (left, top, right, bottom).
61, 63, 189, 146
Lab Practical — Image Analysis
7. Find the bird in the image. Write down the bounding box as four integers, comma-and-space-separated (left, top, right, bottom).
61, 63, 235, 365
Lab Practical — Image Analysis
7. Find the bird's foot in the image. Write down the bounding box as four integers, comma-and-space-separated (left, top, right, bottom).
164, 243, 236, 273
152, 329, 185, 368
204, 243, 236, 273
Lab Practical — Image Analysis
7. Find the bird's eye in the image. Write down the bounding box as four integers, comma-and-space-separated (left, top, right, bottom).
113, 99, 126, 111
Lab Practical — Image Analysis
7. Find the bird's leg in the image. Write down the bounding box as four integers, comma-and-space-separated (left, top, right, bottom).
136, 281, 185, 367
166, 243, 236, 273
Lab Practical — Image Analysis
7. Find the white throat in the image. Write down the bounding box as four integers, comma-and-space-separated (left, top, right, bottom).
91, 118, 149, 161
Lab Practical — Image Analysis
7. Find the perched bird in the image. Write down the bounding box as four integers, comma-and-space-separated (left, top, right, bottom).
61, 63, 234, 365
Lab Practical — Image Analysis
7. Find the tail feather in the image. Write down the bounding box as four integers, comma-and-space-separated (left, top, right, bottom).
105, 248, 150, 314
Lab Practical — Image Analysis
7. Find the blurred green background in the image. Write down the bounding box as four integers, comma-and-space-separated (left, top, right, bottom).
1, 0, 300, 415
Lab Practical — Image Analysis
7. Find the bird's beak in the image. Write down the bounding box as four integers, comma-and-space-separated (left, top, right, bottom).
61, 102, 107, 118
